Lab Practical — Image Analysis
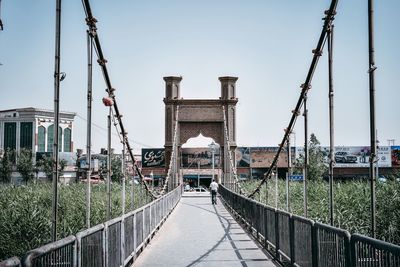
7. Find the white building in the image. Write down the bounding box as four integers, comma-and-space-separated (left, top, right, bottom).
0, 107, 76, 154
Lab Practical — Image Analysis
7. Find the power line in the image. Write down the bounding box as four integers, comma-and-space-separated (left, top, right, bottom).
76, 113, 155, 148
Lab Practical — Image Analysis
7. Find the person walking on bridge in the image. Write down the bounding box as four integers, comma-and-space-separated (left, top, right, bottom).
210, 179, 218, 205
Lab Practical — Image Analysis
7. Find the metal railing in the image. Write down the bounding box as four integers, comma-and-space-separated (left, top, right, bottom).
24, 236, 76, 267
219, 185, 400, 267
3, 185, 182, 267
351, 234, 400, 266
314, 222, 350, 266
0, 257, 21, 267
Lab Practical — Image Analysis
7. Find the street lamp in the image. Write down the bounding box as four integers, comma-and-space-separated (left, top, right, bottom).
150, 171, 154, 189
208, 141, 217, 183
197, 161, 200, 187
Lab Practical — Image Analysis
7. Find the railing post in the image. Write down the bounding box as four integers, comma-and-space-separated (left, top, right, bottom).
133, 213, 137, 262
121, 216, 125, 266
77, 235, 82, 267
275, 210, 280, 260
290, 215, 295, 266
312, 225, 319, 267
264, 206, 268, 249
103, 226, 107, 267
104, 223, 109, 267
142, 206, 145, 245
350, 236, 356, 267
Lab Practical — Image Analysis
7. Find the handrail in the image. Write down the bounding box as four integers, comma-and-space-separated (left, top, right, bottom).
219, 185, 400, 266
0, 257, 21, 267
351, 233, 400, 265
23, 236, 76, 267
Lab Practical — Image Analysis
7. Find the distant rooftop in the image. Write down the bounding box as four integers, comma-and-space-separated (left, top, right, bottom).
0, 107, 76, 115
0, 107, 76, 120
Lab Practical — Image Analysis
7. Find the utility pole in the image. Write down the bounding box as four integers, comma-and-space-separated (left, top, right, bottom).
122, 142, 126, 215
107, 108, 112, 220
85, 30, 93, 228
286, 135, 291, 212
368, 0, 377, 238
197, 160, 200, 187
131, 162, 135, 210
328, 24, 335, 226
303, 96, 309, 218
209, 141, 217, 183
275, 166, 278, 209
52, 0, 62, 242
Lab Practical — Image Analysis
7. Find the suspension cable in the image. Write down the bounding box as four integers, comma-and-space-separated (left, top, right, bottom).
248, 0, 338, 198
0, 0, 4, 31
159, 106, 179, 195
222, 106, 243, 194
81, 0, 158, 199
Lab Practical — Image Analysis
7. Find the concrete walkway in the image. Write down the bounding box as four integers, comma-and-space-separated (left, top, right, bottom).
133, 193, 278, 267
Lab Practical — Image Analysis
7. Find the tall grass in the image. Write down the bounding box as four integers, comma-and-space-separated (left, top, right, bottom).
241, 179, 400, 245
0, 182, 151, 260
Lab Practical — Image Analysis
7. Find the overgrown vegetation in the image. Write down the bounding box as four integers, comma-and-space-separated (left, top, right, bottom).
0, 149, 14, 183
0, 183, 151, 260
242, 133, 400, 245
16, 149, 34, 184
294, 133, 328, 180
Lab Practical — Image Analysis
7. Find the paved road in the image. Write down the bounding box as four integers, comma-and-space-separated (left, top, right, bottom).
133, 193, 278, 267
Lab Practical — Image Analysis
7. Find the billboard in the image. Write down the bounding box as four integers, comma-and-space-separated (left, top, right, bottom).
250, 147, 295, 168
236, 147, 250, 167
391, 146, 400, 167
181, 148, 220, 168
142, 148, 165, 167
296, 146, 392, 168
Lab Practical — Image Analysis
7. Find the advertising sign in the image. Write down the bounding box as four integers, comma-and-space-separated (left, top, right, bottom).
236, 147, 250, 167
181, 148, 220, 168
290, 175, 303, 181
250, 147, 295, 168
296, 146, 392, 168
142, 148, 165, 167
391, 146, 400, 167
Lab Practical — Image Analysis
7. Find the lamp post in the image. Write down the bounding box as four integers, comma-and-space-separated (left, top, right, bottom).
208, 141, 217, 182
197, 161, 200, 187
150, 171, 154, 189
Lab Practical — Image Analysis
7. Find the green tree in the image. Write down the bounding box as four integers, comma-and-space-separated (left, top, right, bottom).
16, 148, 34, 184
36, 155, 53, 180
295, 133, 328, 180
0, 149, 14, 183
98, 155, 123, 182
36, 155, 67, 181
111, 156, 122, 182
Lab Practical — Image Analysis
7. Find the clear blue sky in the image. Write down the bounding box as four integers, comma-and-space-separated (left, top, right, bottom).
0, 0, 399, 153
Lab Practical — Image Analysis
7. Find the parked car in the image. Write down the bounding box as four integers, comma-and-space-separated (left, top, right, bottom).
335, 151, 358, 163
81, 175, 105, 184
192, 187, 208, 192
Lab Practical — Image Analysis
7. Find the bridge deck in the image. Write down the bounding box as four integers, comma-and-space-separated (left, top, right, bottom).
134, 193, 278, 267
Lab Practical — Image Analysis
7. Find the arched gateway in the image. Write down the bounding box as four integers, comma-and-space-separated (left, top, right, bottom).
164, 76, 238, 186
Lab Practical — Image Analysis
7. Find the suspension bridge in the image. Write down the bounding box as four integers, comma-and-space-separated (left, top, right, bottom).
1, 0, 400, 266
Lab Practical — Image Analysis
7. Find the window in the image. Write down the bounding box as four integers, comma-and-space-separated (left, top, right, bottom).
4, 122, 16, 150
64, 128, 71, 152
38, 126, 46, 152
47, 125, 53, 152
20, 122, 33, 150
47, 125, 62, 152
